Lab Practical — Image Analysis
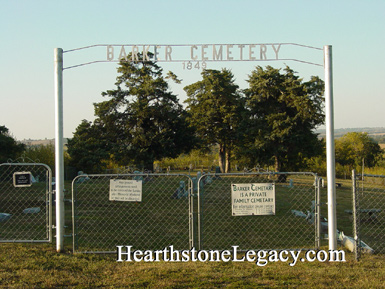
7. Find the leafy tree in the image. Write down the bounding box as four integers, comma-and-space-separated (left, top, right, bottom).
23, 142, 55, 168
241, 66, 324, 173
22, 142, 71, 174
335, 132, 383, 171
184, 69, 244, 173
90, 54, 194, 171
67, 120, 111, 173
0, 125, 25, 163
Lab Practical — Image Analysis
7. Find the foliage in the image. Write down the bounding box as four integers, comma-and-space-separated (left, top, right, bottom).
306, 132, 384, 177
240, 66, 325, 172
335, 132, 383, 172
23, 143, 55, 167
67, 120, 111, 173
92, 54, 195, 171
0, 125, 25, 163
67, 55, 195, 172
184, 69, 244, 173
155, 148, 219, 171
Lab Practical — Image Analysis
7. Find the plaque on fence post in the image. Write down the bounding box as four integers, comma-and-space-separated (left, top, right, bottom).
109, 179, 142, 202
231, 183, 275, 216
13, 172, 33, 187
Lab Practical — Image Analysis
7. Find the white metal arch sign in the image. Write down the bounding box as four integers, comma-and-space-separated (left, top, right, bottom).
54, 43, 335, 252
63, 43, 323, 70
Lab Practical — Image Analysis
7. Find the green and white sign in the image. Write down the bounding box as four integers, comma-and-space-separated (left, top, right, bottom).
231, 183, 275, 216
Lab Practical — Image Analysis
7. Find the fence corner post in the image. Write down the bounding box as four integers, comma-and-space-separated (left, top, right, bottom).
324, 45, 337, 250
54, 48, 65, 253
352, 169, 360, 261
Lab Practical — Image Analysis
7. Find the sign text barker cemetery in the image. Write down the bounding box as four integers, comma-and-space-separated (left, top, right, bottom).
106, 44, 282, 69
231, 183, 276, 216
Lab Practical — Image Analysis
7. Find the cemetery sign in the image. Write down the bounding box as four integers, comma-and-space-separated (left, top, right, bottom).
109, 179, 142, 202
106, 44, 282, 62
231, 183, 275, 216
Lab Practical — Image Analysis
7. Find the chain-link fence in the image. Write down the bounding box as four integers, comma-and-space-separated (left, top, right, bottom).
72, 173, 193, 253
72, 172, 321, 254
0, 163, 52, 243
352, 171, 385, 260
197, 172, 321, 251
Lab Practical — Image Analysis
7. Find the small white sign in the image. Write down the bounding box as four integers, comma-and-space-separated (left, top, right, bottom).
109, 179, 142, 202
231, 183, 275, 216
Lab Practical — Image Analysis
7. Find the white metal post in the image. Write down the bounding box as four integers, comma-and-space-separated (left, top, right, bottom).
54, 48, 65, 252
324, 45, 337, 250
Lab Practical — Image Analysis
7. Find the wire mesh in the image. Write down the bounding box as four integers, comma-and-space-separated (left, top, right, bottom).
197, 172, 320, 251
72, 174, 193, 253
354, 173, 385, 257
0, 163, 52, 243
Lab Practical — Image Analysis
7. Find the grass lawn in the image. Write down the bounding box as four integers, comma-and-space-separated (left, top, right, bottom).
1, 243, 385, 288
2, 172, 385, 287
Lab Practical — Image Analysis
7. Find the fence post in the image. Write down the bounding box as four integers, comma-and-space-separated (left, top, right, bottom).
189, 177, 194, 250
324, 45, 337, 250
316, 177, 321, 249
352, 169, 360, 261
54, 48, 65, 253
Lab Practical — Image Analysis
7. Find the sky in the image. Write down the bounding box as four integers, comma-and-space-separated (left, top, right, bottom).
1, 0, 384, 140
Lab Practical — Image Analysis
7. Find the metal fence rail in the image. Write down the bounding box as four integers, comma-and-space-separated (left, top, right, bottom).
0, 163, 52, 243
352, 171, 385, 260
72, 173, 193, 253
197, 172, 320, 251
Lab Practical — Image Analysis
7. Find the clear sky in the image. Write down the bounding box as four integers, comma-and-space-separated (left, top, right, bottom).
1, 0, 384, 140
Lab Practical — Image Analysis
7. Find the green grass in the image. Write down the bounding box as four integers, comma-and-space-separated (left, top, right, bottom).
1, 243, 385, 288
2, 173, 385, 287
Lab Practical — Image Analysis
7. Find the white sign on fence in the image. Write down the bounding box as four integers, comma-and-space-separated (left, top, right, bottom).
109, 179, 142, 202
231, 183, 275, 216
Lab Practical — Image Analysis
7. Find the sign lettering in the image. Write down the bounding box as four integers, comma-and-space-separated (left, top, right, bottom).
109, 179, 142, 202
231, 183, 275, 216
13, 172, 33, 187
106, 44, 282, 63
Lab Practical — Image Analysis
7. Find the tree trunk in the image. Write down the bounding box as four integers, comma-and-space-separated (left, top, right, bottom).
274, 155, 280, 172
218, 144, 226, 173
274, 155, 287, 182
225, 149, 231, 173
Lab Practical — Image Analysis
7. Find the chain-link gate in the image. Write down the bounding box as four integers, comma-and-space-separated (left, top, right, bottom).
0, 163, 52, 243
72, 173, 193, 253
197, 172, 321, 251
352, 171, 385, 260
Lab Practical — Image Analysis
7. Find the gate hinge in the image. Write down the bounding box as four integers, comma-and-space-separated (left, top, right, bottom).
53, 234, 73, 238
52, 225, 68, 229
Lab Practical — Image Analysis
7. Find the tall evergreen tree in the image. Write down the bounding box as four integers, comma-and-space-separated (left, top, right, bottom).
67, 120, 111, 173
0, 125, 25, 163
184, 69, 244, 172
90, 54, 194, 171
242, 66, 324, 172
